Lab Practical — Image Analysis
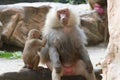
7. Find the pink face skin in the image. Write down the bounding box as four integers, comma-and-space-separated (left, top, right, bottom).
57, 8, 70, 26
94, 3, 105, 16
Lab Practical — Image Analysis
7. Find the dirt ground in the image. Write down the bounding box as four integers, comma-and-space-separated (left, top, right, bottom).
0, 44, 107, 74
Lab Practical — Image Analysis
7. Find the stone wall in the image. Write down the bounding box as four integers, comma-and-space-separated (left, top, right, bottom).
0, 2, 107, 50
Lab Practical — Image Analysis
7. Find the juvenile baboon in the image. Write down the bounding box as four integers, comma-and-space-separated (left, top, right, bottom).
88, 0, 107, 16
88, 0, 107, 9
22, 29, 46, 70
40, 7, 97, 80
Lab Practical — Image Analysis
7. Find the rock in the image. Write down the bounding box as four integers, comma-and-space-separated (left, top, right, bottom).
0, 5, 50, 48
0, 2, 108, 50
0, 67, 86, 80
0, 66, 103, 80
80, 10, 104, 45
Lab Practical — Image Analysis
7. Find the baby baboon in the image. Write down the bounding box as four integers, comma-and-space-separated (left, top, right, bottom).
23, 29, 46, 70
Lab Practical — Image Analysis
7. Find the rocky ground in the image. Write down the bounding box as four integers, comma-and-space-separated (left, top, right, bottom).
0, 44, 107, 74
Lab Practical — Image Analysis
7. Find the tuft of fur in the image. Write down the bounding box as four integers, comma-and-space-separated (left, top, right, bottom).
42, 7, 80, 36
77, 26, 87, 45
42, 7, 87, 45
